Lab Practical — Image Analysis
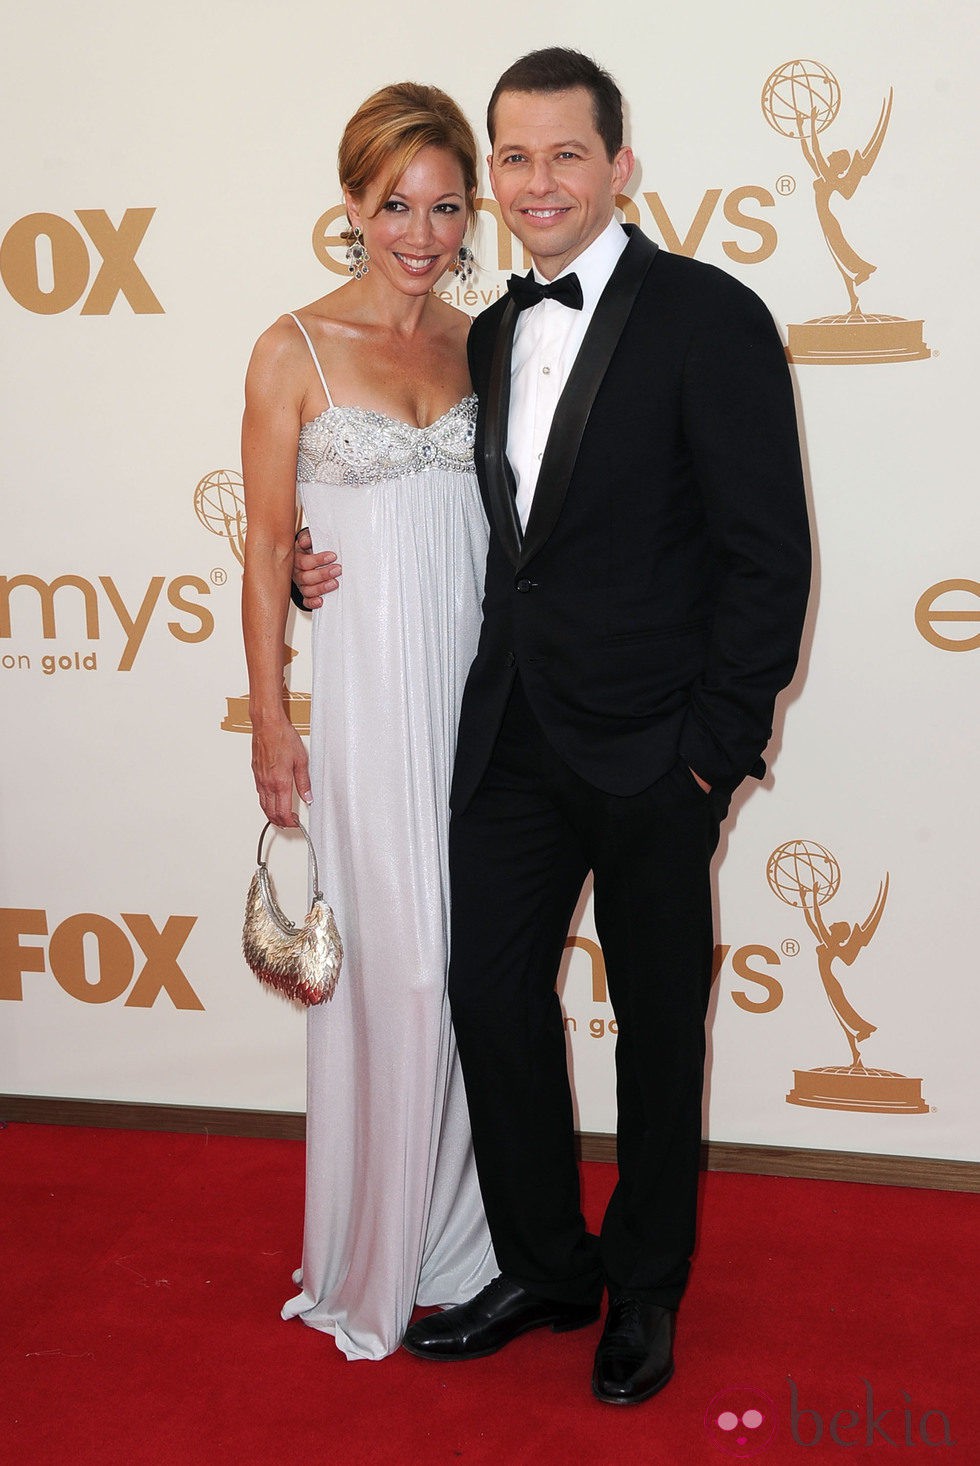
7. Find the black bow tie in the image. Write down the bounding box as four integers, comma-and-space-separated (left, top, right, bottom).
506, 271, 583, 312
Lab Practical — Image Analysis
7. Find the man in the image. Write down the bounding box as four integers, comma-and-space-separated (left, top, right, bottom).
296, 49, 810, 1403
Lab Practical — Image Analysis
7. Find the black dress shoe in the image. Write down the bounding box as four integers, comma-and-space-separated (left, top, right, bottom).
591, 1296, 675, 1404
402, 1275, 600, 1361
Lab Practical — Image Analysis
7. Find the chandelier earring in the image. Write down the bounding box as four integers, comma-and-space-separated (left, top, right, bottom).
345, 225, 370, 280
452, 244, 474, 283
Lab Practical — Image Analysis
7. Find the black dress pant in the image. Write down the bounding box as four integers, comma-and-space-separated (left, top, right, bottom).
448, 677, 729, 1309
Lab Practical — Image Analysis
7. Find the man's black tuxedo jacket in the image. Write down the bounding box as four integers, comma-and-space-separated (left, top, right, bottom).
451, 226, 811, 810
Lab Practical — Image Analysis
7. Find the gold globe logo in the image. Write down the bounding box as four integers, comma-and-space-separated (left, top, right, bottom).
762, 60, 840, 138
194, 469, 247, 568
766, 838, 840, 906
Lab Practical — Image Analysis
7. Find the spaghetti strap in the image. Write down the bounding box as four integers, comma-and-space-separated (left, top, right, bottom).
289, 312, 334, 408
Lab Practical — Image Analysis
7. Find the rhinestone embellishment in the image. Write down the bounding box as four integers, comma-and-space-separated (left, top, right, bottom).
296, 397, 477, 485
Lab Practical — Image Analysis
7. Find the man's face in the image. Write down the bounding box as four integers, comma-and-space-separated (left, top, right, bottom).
488, 86, 634, 280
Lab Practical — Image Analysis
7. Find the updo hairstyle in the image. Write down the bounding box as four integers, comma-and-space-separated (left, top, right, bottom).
338, 82, 479, 231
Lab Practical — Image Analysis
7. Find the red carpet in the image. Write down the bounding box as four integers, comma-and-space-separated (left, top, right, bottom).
1, 1123, 976, 1464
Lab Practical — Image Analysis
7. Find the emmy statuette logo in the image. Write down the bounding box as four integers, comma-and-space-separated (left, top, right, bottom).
761, 61, 929, 365
766, 840, 928, 1114
194, 470, 311, 735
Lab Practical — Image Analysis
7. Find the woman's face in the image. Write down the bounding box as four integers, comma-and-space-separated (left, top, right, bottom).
346, 146, 469, 297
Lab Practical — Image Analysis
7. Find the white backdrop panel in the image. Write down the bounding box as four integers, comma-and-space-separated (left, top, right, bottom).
2, 0, 976, 1162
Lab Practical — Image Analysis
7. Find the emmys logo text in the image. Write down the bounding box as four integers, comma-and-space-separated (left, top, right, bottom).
561, 935, 790, 1036
313, 186, 782, 281
0, 573, 215, 673
0, 909, 203, 1010
914, 578, 980, 652
0, 209, 163, 315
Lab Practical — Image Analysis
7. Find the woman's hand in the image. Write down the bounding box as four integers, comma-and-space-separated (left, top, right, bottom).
294, 526, 342, 610
251, 715, 312, 827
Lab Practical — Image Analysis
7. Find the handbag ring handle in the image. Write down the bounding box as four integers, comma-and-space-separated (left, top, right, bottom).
256, 818, 323, 902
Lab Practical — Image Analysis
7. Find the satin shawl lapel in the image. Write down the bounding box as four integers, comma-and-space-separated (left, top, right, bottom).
481, 297, 523, 568
519, 228, 660, 570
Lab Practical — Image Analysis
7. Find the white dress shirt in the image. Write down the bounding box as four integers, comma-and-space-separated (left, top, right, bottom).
507, 218, 629, 530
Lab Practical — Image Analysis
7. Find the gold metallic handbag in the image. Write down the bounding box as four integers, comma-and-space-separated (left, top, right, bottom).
242, 819, 342, 1006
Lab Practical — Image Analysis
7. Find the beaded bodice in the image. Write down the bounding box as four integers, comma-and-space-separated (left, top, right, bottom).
296, 397, 478, 485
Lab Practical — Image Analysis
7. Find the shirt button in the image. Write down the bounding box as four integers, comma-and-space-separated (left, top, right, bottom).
515, 578, 535, 593
542, 365, 551, 375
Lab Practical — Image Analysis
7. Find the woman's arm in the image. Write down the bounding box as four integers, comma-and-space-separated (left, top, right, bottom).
241, 323, 312, 827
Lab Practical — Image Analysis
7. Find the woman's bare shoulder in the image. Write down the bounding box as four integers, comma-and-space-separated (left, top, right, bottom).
249, 312, 306, 369
245, 312, 326, 410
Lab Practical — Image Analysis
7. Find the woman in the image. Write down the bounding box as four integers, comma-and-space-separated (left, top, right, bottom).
241, 83, 495, 1361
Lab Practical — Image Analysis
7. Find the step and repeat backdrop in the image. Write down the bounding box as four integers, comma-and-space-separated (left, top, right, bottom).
2, 0, 977, 1167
